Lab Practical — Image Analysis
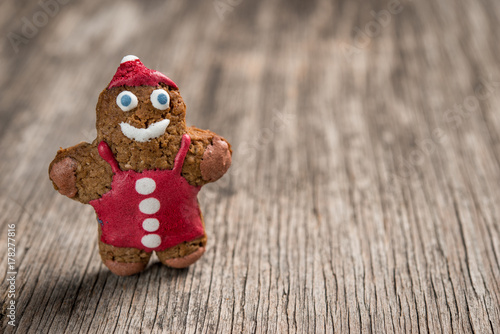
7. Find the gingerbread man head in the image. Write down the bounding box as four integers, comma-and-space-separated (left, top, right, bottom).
94, 55, 192, 172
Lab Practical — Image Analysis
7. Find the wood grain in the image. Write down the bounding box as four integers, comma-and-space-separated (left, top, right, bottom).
1, 0, 500, 332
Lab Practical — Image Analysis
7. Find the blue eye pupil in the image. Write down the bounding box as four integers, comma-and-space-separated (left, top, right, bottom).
121, 94, 132, 107
157, 93, 168, 105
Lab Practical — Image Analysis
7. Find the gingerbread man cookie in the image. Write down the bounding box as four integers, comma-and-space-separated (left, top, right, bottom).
49, 55, 232, 276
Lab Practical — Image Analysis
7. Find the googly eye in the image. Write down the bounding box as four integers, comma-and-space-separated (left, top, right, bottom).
150, 89, 170, 110
116, 91, 138, 112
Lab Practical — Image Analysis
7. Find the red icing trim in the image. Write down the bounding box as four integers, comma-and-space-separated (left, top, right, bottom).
173, 134, 191, 173
108, 59, 178, 89
98, 141, 120, 173
90, 134, 204, 252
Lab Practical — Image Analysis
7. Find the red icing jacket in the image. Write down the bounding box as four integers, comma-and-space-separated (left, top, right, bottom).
89, 134, 205, 252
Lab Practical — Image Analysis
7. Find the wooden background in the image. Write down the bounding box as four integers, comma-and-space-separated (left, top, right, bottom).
1, 0, 500, 332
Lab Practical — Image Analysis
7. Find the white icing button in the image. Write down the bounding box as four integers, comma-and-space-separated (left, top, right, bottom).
135, 178, 156, 195
141, 234, 161, 248
121, 55, 139, 63
142, 218, 160, 232
139, 198, 160, 214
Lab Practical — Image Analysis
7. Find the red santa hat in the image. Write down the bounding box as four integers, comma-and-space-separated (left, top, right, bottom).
107, 55, 178, 89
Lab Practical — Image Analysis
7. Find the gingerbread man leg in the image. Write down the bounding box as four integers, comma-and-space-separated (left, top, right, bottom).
98, 226, 151, 276
156, 235, 207, 269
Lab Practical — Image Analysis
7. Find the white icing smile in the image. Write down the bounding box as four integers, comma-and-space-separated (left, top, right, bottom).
120, 119, 170, 142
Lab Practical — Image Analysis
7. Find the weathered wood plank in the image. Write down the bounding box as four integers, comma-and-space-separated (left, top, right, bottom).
1, 0, 500, 332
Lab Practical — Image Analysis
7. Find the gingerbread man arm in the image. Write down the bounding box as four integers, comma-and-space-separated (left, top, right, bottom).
182, 126, 232, 187
49, 142, 113, 204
